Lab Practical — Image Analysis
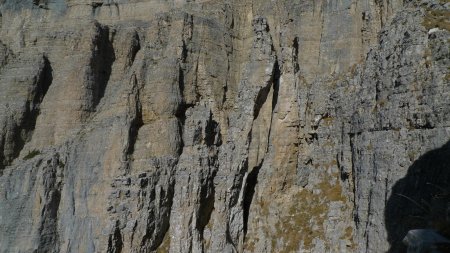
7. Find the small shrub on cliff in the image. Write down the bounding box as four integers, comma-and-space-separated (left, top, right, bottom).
23, 150, 41, 160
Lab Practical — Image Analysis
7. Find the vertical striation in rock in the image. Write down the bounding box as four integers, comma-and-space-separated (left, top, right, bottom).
0, 0, 448, 252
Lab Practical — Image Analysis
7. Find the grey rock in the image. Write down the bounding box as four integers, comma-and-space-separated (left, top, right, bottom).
0, 0, 448, 253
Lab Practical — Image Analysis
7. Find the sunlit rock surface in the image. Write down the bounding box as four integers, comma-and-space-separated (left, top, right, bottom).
0, 0, 449, 252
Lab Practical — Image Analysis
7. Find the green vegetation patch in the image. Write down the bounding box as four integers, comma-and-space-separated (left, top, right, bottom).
273, 177, 347, 251
23, 150, 41, 160
423, 9, 450, 31
156, 231, 171, 253
244, 171, 350, 252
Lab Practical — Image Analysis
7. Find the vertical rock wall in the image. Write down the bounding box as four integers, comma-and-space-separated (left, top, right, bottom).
0, 0, 448, 252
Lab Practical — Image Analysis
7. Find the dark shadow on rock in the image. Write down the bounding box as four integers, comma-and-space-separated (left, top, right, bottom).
385, 141, 450, 252
90, 23, 115, 110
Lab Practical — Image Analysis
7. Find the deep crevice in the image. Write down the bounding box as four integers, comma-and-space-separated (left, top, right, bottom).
253, 84, 271, 119
125, 75, 143, 160
271, 59, 280, 113
197, 168, 218, 242
337, 153, 349, 181
175, 13, 194, 155
349, 133, 359, 228
198, 184, 215, 232
9, 55, 53, 165
292, 37, 299, 73
175, 102, 195, 156
90, 23, 115, 110
205, 112, 221, 147
148, 171, 176, 251
178, 12, 192, 99
123, 32, 143, 163
107, 221, 123, 253
253, 58, 280, 120
178, 66, 185, 98
36, 156, 63, 253
243, 163, 262, 236
0, 134, 5, 175
140, 182, 157, 250
127, 32, 141, 68
175, 65, 195, 155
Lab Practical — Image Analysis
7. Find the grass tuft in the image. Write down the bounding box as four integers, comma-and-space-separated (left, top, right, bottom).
23, 150, 41, 160
423, 9, 450, 31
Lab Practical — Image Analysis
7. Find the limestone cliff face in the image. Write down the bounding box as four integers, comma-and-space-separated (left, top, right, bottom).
0, 0, 449, 252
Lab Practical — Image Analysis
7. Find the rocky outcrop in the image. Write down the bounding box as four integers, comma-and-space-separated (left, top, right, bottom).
0, 0, 448, 252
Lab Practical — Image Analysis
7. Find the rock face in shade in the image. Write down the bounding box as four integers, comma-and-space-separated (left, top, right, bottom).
0, 0, 449, 252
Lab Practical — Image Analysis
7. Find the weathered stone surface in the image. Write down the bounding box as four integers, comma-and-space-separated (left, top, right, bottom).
0, 0, 448, 252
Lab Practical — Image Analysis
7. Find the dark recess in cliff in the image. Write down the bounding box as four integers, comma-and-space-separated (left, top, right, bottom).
385, 141, 450, 252
107, 221, 123, 253
243, 163, 261, 236
10, 56, 53, 166
90, 24, 115, 110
